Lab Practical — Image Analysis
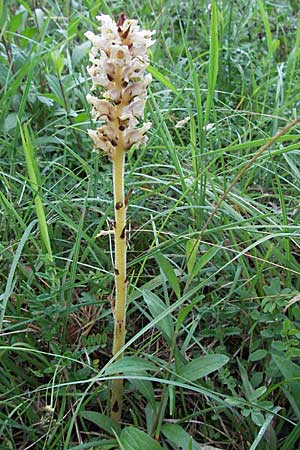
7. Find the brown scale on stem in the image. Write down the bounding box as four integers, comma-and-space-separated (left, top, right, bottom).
115, 201, 123, 210
117, 13, 127, 27
120, 226, 126, 239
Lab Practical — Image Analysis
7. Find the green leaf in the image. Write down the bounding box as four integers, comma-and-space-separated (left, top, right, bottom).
80, 411, 120, 436
249, 350, 268, 362
52, 50, 64, 77
21, 27, 37, 47
161, 424, 201, 450
281, 423, 300, 450
130, 379, 156, 408
104, 357, 157, 375
205, 0, 219, 124
37, 95, 54, 107
0, 220, 36, 330
0, 0, 6, 29
190, 246, 220, 280
68, 17, 80, 37
34, 8, 45, 29
74, 112, 89, 124
272, 353, 300, 408
176, 296, 204, 332
68, 440, 117, 450
186, 238, 199, 277
4, 112, 18, 132
251, 411, 265, 427
178, 354, 229, 381
37, 92, 64, 108
237, 359, 255, 400
120, 427, 164, 450
257, 0, 273, 58
9, 12, 24, 32
72, 41, 90, 66
20, 123, 53, 261
143, 290, 174, 341
147, 65, 177, 94
155, 252, 180, 299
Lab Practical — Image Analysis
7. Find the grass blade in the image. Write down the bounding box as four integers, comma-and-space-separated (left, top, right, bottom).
20, 122, 53, 263
0, 220, 36, 330
249, 407, 281, 450
205, 0, 219, 125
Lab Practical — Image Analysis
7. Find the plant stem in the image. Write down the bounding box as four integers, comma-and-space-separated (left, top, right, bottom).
111, 146, 127, 421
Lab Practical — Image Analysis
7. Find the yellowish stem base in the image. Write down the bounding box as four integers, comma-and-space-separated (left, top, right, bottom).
111, 149, 127, 422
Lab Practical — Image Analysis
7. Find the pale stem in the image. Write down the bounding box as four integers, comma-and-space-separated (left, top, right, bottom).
111, 146, 127, 421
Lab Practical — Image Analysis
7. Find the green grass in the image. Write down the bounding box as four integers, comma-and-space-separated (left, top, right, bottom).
1, 0, 300, 449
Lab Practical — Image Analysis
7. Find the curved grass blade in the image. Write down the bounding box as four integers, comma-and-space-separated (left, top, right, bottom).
0, 220, 36, 330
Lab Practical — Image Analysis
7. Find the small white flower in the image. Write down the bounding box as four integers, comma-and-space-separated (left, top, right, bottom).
86, 95, 115, 120
88, 128, 116, 157
123, 122, 152, 150
96, 14, 119, 39
109, 45, 131, 66
120, 97, 147, 120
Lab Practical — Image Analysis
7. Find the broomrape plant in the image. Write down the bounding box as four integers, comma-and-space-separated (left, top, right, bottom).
85, 13, 154, 421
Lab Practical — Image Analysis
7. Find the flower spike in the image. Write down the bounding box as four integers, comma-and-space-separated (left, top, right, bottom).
86, 13, 154, 422
86, 14, 155, 160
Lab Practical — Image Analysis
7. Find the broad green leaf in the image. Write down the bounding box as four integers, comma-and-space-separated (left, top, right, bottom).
37, 92, 64, 108
155, 252, 180, 299
249, 386, 267, 402
161, 424, 201, 450
37, 95, 54, 107
4, 113, 18, 132
104, 357, 157, 375
190, 246, 220, 280
272, 353, 300, 408
0, 0, 6, 29
130, 379, 156, 408
74, 112, 89, 124
249, 350, 268, 362
90, 0, 112, 16
178, 354, 229, 381
130, 272, 179, 303
52, 50, 64, 77
9, 12, 24, 32
251, 411, 265, 427
143, 290, 174, 341
120, 427, 164, 450
21, 27, 36, 47
80, 411, 120, 436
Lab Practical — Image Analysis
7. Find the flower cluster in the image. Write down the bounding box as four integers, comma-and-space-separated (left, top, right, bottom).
85, 14, 155, 159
